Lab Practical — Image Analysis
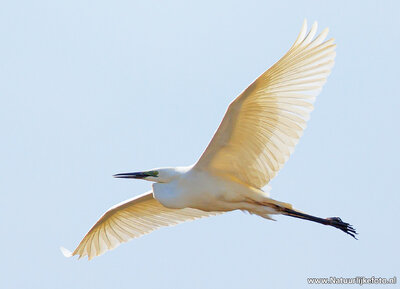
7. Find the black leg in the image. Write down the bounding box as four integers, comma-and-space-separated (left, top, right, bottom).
279, 207, 358, 239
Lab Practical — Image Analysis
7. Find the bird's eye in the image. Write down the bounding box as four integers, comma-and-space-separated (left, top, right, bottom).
144, 170, 158, 177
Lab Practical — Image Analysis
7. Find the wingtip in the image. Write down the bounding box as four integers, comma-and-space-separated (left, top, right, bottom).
60, 246, 73, 258
312, 20, 318, 30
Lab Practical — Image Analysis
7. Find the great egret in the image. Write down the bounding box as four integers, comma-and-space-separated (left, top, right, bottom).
62, 20, 357, 260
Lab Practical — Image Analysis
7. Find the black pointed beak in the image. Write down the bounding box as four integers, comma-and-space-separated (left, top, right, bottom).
113, 172, 148, 179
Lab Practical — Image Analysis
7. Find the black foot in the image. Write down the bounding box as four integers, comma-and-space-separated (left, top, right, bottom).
279, 207, 358, 239
326, 217, 358, 239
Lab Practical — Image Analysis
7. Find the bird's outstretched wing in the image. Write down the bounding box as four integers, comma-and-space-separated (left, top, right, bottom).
195, 20, 335, 188
62, 191, 218, 260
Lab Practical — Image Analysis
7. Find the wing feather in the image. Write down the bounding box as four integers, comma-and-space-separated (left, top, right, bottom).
195, 20, 336, 188
65, 191, 218, 259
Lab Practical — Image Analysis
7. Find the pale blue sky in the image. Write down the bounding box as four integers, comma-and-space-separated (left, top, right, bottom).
1, 1, 399, 288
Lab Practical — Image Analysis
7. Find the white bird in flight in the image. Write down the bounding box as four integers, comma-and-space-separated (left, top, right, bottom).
62, 20, 357, 260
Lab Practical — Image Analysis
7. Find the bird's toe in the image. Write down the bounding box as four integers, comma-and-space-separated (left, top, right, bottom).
326, 217, 358, 239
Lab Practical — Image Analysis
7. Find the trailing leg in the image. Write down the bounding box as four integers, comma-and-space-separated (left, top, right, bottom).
283, 207, 357, 238
268, 203, 358, 239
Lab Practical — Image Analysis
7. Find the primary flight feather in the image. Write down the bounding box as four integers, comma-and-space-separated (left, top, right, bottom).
62, 20, 357, 260
196, 21, 334, 187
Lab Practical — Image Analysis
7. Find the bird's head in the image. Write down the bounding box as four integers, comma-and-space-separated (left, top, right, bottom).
113, 167, 188, 183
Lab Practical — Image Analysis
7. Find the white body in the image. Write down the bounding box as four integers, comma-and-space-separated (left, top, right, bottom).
153, 166, 277, 217
62, 20, 342, 260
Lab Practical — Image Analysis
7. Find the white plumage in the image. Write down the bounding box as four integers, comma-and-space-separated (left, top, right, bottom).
62, 20, 357, 260
63, 191, 219, 259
